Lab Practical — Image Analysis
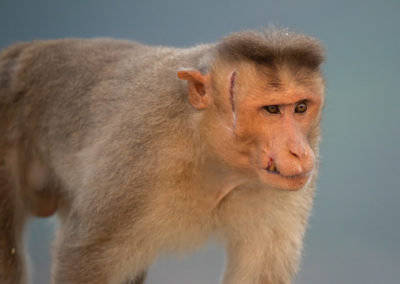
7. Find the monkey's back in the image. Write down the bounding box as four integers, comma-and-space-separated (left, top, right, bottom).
0, 38, 210, 149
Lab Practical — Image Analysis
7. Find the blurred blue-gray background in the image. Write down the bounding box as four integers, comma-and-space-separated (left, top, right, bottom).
1, 0, 399, 283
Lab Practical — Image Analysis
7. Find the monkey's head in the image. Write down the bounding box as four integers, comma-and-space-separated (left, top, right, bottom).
178, 30, 325, 191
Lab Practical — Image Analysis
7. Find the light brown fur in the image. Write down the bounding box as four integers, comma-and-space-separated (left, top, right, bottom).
0, 29, 325, 284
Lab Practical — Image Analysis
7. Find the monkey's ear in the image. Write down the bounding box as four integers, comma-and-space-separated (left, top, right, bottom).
177, 70, 211, 109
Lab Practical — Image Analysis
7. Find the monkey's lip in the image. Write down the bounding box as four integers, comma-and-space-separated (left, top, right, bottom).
264, 168, 310, 180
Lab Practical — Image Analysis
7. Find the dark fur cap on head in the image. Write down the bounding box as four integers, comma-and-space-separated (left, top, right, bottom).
214, 28, 325, 70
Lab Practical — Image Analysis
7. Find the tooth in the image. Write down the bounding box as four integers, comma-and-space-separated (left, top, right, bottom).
268, 162, 277, 172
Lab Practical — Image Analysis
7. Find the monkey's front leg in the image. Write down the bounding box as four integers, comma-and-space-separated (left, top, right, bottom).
221, 224, 303, 284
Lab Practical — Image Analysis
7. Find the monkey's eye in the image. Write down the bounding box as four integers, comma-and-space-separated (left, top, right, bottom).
295, 102, 307, 113
264, 105, 280, 114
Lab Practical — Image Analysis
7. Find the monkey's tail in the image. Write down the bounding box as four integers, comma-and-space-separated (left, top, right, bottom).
0, 149, 28, 284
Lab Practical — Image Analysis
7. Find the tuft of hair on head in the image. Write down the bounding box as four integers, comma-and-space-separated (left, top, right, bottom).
214, 28, 325, 71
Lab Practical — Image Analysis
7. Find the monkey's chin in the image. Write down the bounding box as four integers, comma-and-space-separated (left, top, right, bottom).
260, 169, 311, 191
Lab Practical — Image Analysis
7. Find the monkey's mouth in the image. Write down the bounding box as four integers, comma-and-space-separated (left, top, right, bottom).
264, 167, 308, 181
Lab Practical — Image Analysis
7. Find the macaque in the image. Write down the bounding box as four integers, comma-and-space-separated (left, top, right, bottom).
0, 28, 325, 284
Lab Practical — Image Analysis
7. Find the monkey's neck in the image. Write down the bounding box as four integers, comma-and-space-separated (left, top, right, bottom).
190, 155, 247, 210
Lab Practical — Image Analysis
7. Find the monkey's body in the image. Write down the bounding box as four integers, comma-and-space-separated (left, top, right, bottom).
0, 31, 324, 284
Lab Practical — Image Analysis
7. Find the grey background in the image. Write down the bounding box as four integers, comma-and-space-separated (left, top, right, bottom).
1, 0, 399, 283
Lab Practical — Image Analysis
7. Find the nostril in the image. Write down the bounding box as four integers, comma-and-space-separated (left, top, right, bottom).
289, 150, 299, 158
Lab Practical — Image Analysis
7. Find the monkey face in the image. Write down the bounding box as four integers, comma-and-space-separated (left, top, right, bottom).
249, 93, 320, 191
203, 63, 324, 191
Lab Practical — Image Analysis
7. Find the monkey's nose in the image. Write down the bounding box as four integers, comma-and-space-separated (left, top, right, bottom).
284, 148, 315, 177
